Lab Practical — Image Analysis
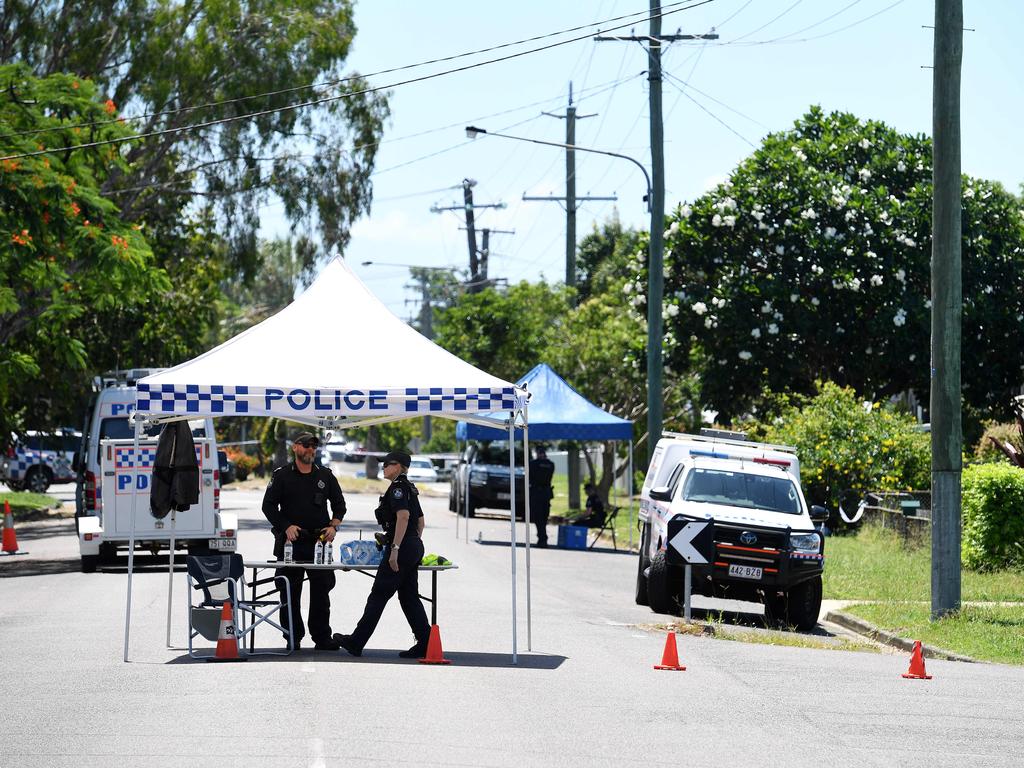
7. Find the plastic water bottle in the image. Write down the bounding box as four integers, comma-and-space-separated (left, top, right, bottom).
283, 539, 293, 564
325, 540, 334, 565
314, 538, 324, 565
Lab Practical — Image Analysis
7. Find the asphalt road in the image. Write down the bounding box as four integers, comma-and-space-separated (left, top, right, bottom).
2, 481, 1023, 767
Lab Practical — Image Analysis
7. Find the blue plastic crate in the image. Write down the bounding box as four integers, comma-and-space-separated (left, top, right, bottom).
558, 525, 588, 550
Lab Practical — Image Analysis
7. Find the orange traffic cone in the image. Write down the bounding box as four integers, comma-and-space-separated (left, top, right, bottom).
654, 631, 687, 671
2, 500, 20, 554
210, 600, 245, 662
901, 640, 931, 679
418, 624, 451, 665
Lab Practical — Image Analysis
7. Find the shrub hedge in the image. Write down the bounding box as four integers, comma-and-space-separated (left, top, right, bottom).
962, 463, 1024, 571
760, 381, 931, 510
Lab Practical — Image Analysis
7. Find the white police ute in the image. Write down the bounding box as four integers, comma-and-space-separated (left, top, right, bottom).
636, 431, 828, 630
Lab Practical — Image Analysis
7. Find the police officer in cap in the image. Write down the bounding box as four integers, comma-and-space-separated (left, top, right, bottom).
262, 431, 346, 650
335, 450, 431, 659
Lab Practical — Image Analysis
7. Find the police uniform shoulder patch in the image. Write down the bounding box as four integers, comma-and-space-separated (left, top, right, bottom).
317, 479, 325, 489
392, 487, 404, 499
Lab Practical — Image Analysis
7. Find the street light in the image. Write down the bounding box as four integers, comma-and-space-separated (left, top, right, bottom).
465, 126, 651, 211
466, 124, 663, 453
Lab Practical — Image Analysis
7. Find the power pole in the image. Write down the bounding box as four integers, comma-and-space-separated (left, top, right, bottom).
523, 82, 615, 511
596, 6, 718, 458
431, 179, 506, 292
931, 0, 963, 620
459, 226, 515, 290
524, 82, 617, 297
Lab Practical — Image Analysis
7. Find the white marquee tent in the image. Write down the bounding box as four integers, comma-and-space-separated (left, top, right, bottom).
123, 257, 532, 661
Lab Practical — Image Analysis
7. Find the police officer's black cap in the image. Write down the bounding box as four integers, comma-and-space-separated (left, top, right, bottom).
293, 431, 319, 447
380, 450, 411, 468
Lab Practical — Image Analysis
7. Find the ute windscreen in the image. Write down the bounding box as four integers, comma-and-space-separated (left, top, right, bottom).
682, 468, 801, 515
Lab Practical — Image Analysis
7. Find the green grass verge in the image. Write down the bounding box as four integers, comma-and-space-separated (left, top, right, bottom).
0, 491, 62, 517
824, 524, 1024, 602
844, 602, 1024, 665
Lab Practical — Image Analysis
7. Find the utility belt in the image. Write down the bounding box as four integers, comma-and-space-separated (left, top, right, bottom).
374, 531, 421, 551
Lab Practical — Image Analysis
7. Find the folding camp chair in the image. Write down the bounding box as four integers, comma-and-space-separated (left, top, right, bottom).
588, 505, 621, 550
186, 553, 294, 659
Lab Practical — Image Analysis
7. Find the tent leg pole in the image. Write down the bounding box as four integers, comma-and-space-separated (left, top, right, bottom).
509, 416, 517, 665
454, 440, 460, 540
123, 416, 143, 662
628, 443, 634, 551
166, 509, 176, 648
524, 407, 531, 652
465, 452, 470, 544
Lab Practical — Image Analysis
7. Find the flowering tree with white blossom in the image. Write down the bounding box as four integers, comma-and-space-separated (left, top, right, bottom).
632, 106, 1024, 423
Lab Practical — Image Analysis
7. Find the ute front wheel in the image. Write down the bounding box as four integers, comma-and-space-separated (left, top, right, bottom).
647, 551, 676, 615
785, 576, 823, 631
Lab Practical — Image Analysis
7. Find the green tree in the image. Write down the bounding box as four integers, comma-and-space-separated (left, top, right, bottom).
638, 106, 1024, 423
760, 381, 931, 511
0, 64, 168, 435
2, 0, 389, 279
575, 211, 642, 302
433, 281, 570, 382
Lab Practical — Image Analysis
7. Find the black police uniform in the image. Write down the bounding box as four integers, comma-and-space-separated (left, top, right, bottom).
575, 490, 606, 528
261, 461, 346, 646
343, 472, 430, 653
529, 454, 555, 546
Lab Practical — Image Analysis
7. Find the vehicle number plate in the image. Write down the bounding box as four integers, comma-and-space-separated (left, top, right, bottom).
728, 564, 762, 580
208, 538, 236, 551
496, 492, 511, 500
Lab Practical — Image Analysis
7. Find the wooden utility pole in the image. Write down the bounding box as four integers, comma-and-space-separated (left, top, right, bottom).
930, 0, 963, 619
596, 5, 717, 458
431, 180, 506, 293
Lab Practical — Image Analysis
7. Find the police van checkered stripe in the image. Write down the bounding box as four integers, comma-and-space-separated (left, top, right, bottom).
114, 447, 157, 469
137, 383, 518, 416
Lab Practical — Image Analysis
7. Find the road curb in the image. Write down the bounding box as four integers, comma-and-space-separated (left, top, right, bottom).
823, 610, 978, 663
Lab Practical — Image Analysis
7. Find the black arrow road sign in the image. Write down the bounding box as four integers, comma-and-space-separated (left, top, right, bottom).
666, 519, 714, 565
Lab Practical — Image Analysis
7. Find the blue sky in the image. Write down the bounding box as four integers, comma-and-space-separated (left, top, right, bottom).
262, 1, 1022, 318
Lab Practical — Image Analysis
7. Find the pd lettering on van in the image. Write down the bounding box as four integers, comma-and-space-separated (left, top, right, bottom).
102, 401, 136, 417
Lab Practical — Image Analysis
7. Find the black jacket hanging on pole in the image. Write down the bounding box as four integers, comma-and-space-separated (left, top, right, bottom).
150, 421, 200, 518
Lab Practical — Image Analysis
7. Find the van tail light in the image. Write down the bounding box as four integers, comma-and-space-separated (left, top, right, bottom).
85, 470, 97, 511
213, 469, 220, 510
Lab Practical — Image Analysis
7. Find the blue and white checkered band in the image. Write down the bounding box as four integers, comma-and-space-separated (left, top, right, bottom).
136, 383, 520, 418
114, 447, 157, 469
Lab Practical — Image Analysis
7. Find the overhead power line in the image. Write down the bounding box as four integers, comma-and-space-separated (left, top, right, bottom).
1, 0, 716, 151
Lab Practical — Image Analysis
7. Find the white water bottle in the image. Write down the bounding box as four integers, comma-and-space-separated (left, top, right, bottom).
325, 541, 334, 565
314, 539, 324, 565
283, 539, 294, 564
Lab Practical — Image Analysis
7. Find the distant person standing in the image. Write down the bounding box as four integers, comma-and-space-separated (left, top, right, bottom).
336, 450, 431, 659
529, 445, 555, 547
261, 432, 346, 650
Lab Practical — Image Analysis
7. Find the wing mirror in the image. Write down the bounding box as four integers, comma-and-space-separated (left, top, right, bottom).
809, 504, 829, 523
649, 485, 673, 501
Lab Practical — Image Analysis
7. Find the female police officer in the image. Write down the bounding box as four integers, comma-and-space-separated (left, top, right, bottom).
335, 450, 431, 659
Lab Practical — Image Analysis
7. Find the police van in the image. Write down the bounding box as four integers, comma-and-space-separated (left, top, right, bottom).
1, 428, 81, 493
74, 369, 236, 573
635, 431, 828, 630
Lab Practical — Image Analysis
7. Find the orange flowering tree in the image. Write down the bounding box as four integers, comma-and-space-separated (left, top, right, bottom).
0, 64, 168, 434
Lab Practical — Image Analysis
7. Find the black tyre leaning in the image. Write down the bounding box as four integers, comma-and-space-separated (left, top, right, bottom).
785, 576, 823, 631
635, 525, 650, 606
647, 551, 675, 615
80, 555, 98, 573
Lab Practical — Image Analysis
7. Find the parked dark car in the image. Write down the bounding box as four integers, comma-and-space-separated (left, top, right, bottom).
449, 442, 526, 519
